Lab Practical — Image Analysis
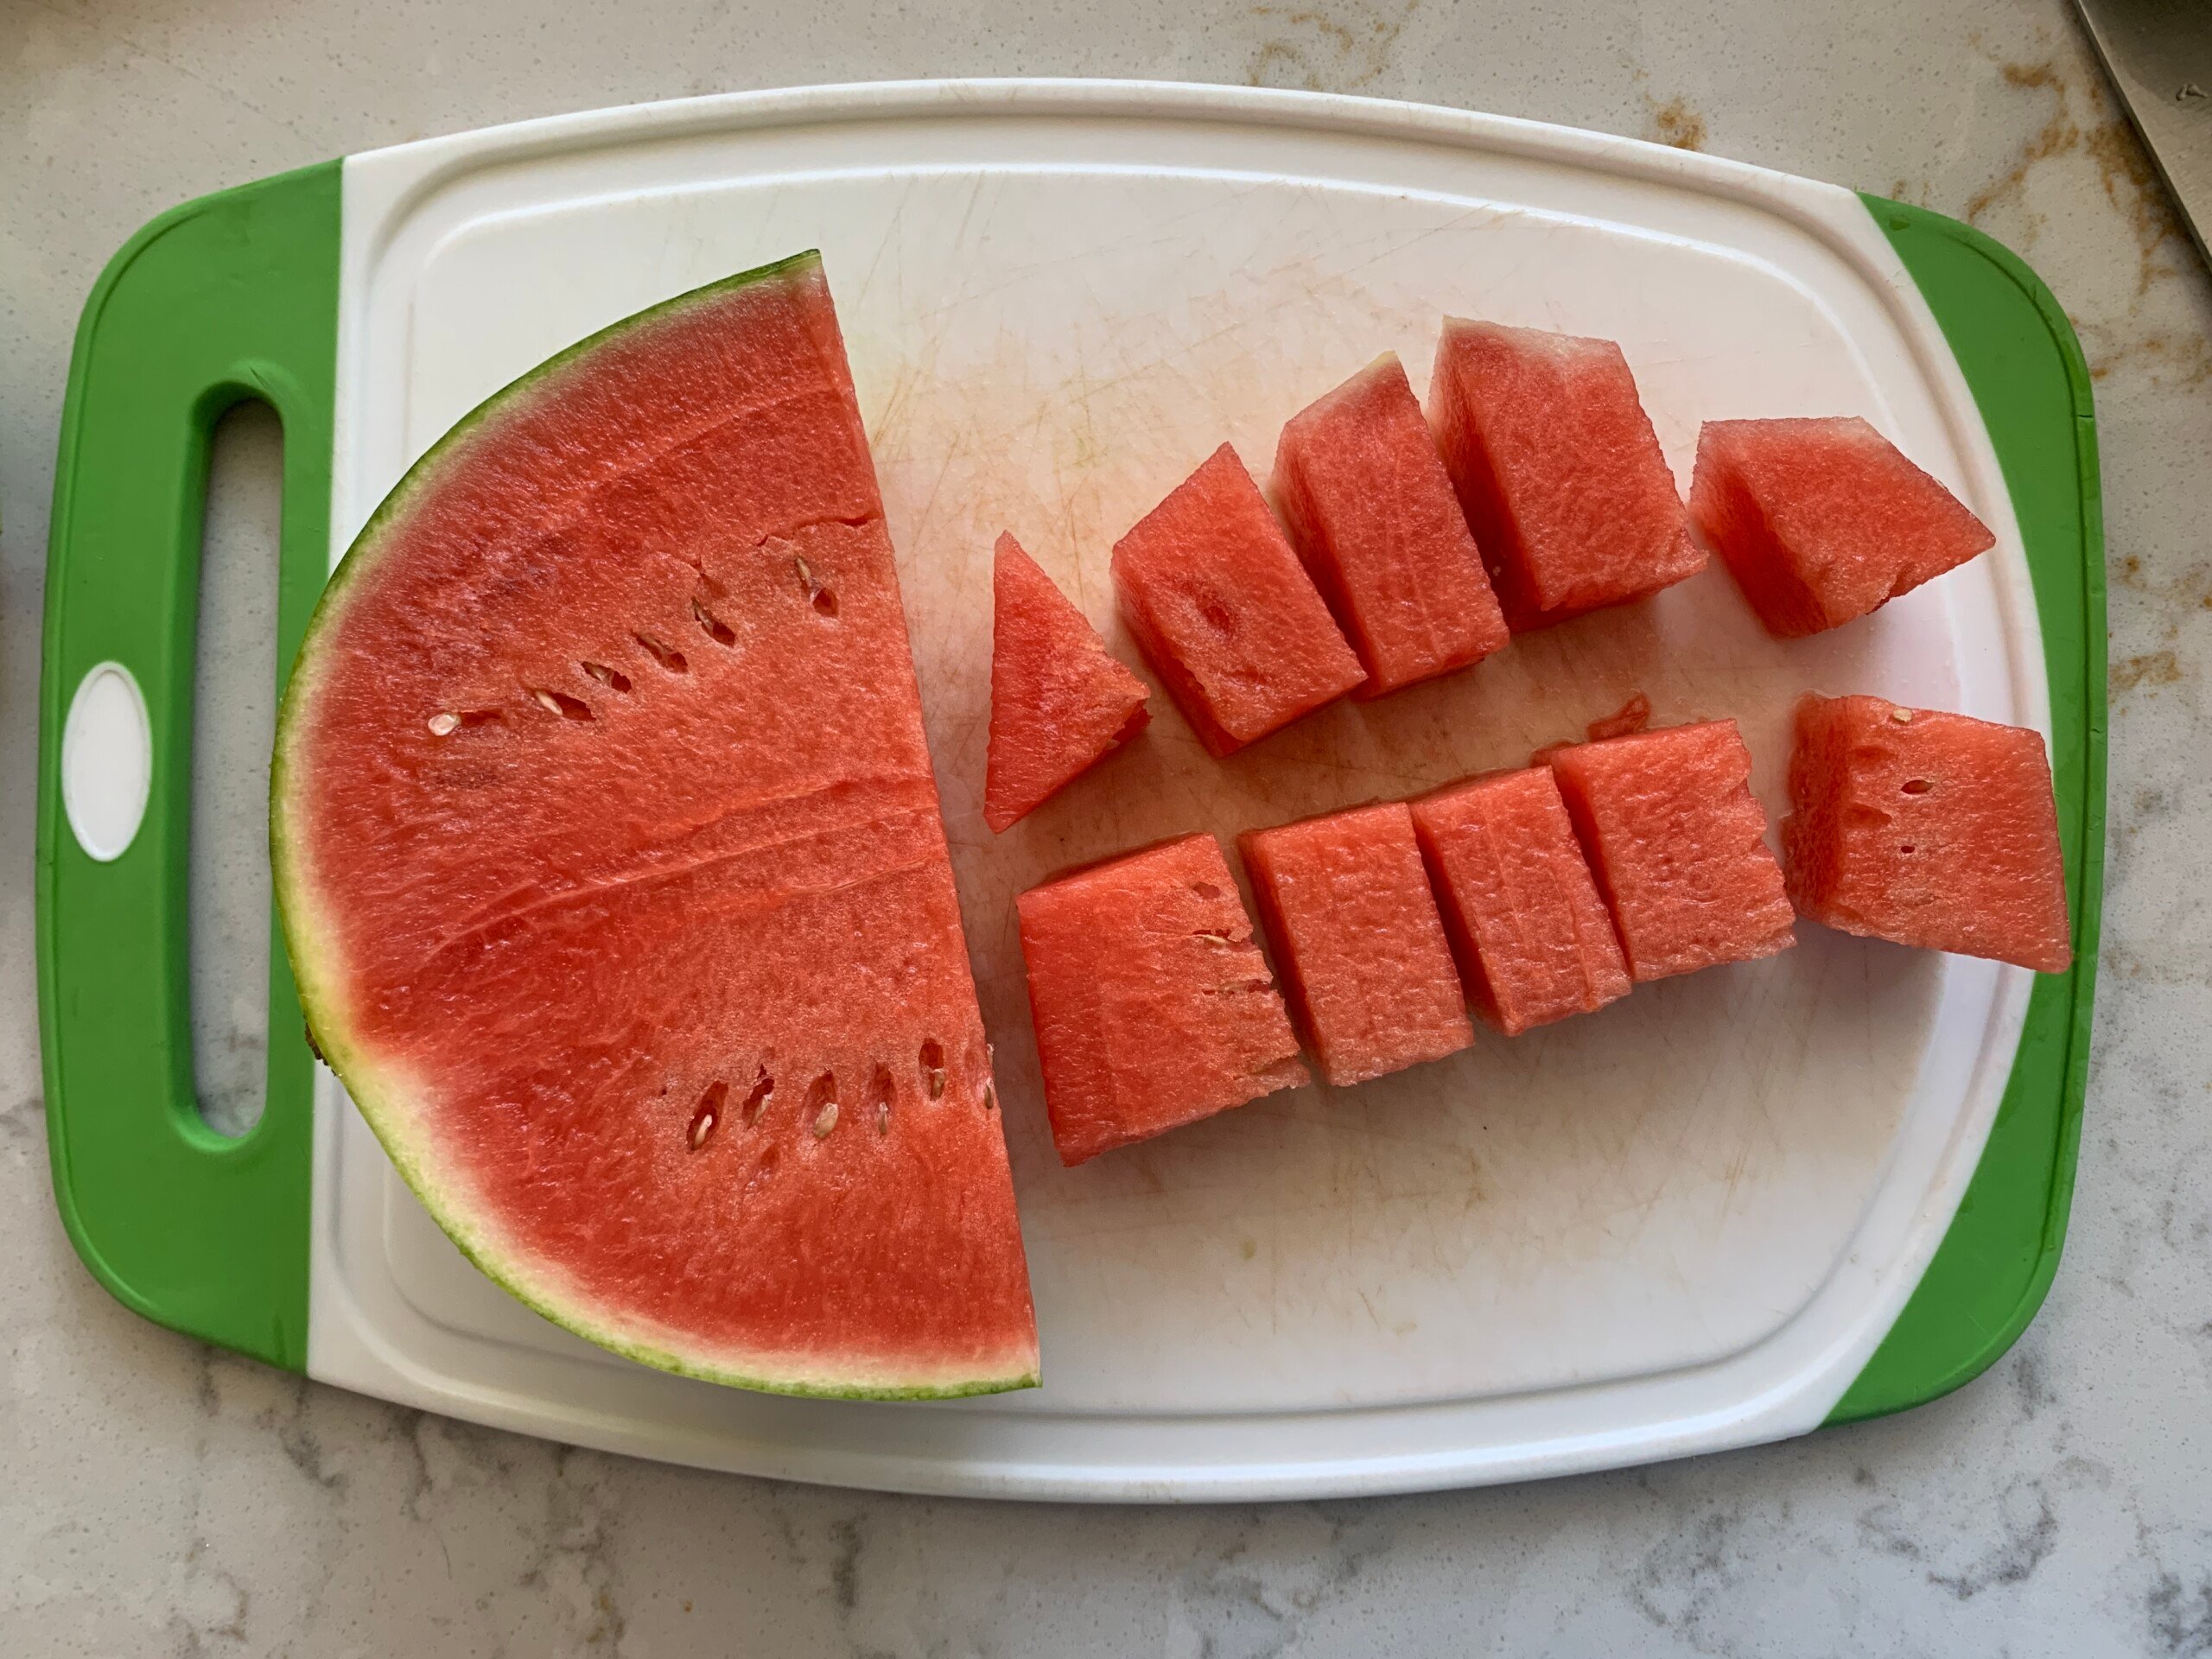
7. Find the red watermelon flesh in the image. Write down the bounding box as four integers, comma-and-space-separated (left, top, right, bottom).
272, 253, 1039, 1398
1237, 803, 1473, 1086
1111, 443, 1366, 755
1017, 834, 1306, 1165
1428, 319, 1704, 632
984, 532, 1149, 833
1271, 354, 1509, 696
1409, 767, 1631, 1035
1782, 695, 2070, 971
1548, 721, 1796, 982
1690, 416, 1996, 639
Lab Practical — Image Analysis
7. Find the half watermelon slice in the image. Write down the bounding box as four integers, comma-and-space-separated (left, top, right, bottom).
272, 252, 1039, 1399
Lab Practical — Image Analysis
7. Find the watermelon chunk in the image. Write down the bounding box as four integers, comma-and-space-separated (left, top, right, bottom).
1547, 721, 1796, 982
1690, 416, 1997, 638
1017, 835, 1306, 1165
1409, 767, 1631, 1034
984, 532, 1149, 832
1111, 443, 1365, 755
1237, 803, 1473, 1086
1782, 695, 2070, 971
1271, 354, 1510, 696
272, 253, 1039, 1399
1428, 319, 1704, 631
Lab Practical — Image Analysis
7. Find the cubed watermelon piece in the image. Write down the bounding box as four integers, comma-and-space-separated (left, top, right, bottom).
985, 532, 1151, 832
1111, 444, 1366, 755
1428, 319, 1704, 631
1237, 803, 1473, 1085
1689, 416, 1997, 639
1409, 767, 1631, 1034
1782, 695, 2070, 972
1271, 355, 1510, 696
1548, 721, 1796, 982
1017, 834, 1307, 1165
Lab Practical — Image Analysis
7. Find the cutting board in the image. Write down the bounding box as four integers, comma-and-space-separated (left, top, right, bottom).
36, 80, 2103, 1499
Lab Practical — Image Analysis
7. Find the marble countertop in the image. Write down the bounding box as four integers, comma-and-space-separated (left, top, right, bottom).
4, 1, 2209, 1652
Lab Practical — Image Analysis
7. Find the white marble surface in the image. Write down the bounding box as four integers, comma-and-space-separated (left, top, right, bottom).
3, 1, 2209, 1653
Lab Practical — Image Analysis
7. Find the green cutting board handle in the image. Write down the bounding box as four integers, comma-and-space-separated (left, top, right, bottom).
35, 162, 341, 1371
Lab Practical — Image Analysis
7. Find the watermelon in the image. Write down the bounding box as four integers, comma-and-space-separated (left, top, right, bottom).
1547, 721, 1796, 982
1428, 319, 1704, 631
1016, 834, 1306, 1165
1586, 691, 1652, 742
1689, 416, 1996, 638
1408, 767, 1631, 1035
1270, 354, 1510, 696
1782, 695, 2070, 971
1111, 443, 1366, 755
1237, 803, 1473, 1086
983, 532, 1149, 832
271, 252, 1039, 1399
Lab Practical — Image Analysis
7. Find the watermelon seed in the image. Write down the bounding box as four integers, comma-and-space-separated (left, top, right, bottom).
531, 688, 594, 721
1901, 778, 1932, 795
1890, 706, 1914, 724
806, 1072, 839, 1138
1898, 843, 1917, 855
982, 1082, 997, 1113
427, 713, 460, 737
741, 1069, 773, 1124
635, 632, 689, 673
795, 556, 839, 617
582, 661, 632, 693
692, 600, 737, 647
690, 1081, 728, 1150
877, 1103, 891, 1136
919, 1039, 946, 1098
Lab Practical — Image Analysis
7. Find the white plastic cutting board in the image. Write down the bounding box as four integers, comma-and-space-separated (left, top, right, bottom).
307, 80, 2043, 1499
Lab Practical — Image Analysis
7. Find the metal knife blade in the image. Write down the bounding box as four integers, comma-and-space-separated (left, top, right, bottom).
2075, 0, 2212, 263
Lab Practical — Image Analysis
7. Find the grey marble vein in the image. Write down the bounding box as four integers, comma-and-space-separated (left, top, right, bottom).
3, 0, 2210, 1654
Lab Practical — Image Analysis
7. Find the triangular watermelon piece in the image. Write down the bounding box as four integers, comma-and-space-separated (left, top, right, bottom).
984, 532, 1150, 832
274, 253, 1038, 1399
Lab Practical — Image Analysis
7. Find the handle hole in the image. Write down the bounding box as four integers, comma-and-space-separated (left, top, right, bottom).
190, 401, 283, 1139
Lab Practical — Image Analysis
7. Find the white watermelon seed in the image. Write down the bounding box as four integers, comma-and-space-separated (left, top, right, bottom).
427, 712, 460, 736
692, 600, 736, 647
634, 632, 689, 673
741, 1070, 773, 1124
689, 1081, 728, 1151
1890, 706, 1913, 724
876, 1102, 890, 1135
813, 1101, 839, 1138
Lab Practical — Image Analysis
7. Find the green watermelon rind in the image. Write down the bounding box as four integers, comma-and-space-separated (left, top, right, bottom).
271, 251, 1040, 1402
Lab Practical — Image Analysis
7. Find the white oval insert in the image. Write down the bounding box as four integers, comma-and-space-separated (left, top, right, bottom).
61, 662, 153, 863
